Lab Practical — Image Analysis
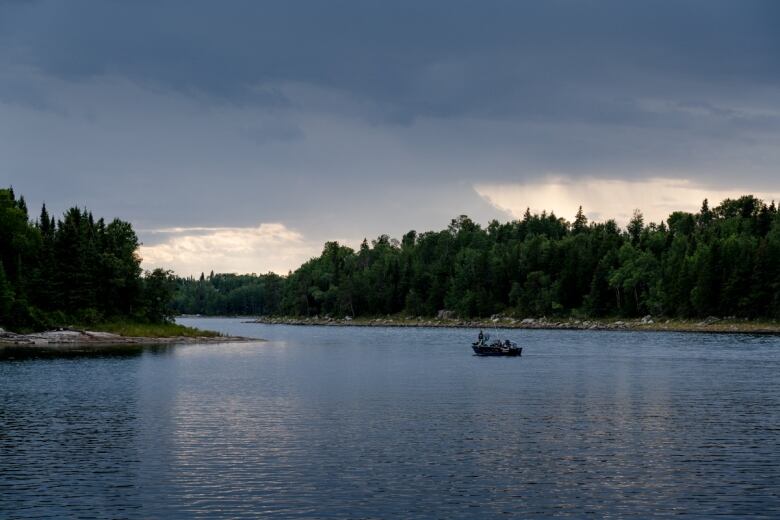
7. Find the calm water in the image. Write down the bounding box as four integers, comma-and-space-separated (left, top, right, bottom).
1, 318, 779, 518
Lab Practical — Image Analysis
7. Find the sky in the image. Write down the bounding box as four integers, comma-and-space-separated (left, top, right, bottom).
2, 0, 780, 276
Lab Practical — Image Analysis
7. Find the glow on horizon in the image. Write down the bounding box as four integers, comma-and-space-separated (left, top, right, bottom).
475, 177, 780, 226
139, 223, 321, 277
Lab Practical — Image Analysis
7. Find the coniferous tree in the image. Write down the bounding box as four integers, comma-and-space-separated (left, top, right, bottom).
573, 206, 588, 234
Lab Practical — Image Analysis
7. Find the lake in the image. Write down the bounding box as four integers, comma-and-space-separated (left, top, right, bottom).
1, 317, 779, 518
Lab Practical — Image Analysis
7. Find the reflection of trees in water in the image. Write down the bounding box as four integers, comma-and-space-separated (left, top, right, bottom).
0, 343, 177, 361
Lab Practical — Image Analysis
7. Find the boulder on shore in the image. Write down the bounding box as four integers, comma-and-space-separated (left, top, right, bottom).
698, 316, 721, 326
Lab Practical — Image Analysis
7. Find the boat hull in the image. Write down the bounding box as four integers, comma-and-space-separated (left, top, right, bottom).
472, 345, 522, 357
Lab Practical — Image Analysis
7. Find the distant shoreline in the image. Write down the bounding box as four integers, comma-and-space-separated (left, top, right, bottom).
243, 315, 780, 335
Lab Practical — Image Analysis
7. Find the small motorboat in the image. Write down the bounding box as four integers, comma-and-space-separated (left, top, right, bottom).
472, 334, 522, 357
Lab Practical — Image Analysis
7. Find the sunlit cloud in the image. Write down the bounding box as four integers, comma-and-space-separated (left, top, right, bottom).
475, 177, 780, 226
139, 223, 321, 276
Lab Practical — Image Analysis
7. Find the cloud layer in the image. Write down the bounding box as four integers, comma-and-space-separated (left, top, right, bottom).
140, 224, 319, 276
2, 1, 779, 274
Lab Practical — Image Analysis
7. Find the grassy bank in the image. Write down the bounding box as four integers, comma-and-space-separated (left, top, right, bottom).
83, 321, 222, 338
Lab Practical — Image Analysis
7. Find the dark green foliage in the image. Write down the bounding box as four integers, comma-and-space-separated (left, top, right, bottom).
173, 195, 780, 321
172, 271, 285, 316
0, 262, 13, 318
0, 187, 175, 331
142, 269, 177, 323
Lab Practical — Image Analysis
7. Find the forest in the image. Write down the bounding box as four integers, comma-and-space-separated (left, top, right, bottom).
0, 187, 175, 331
174, 194, 780, 320
4, 185, 779, 328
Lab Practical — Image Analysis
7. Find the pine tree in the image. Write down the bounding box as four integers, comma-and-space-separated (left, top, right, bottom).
39, 204, 52, 237
573, 206, 588, 234
627, 210, 644, 244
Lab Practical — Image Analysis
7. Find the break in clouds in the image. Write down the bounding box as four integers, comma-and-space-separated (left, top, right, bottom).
2, 1, 780, 275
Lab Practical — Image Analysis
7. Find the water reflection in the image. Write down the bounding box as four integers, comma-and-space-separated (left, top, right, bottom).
0, 343, 177, 361
1, 320, 779, 518
1, 350, 144, 517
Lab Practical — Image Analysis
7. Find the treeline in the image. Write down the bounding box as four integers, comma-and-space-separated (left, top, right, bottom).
0, 187, 176, 331
173, 272, 285, 316
173, 195, 780, 320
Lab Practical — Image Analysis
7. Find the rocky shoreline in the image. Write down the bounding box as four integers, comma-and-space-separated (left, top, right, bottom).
248, 315, 780, 335
0, 328, 254, 346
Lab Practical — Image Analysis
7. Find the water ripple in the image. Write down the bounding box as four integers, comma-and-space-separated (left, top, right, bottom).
1, 320, 779, 518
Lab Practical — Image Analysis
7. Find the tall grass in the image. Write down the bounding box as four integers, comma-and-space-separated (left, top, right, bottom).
85, 321, 221, 338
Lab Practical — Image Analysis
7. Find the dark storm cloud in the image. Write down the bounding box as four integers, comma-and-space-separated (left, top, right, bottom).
2, 0, 778, 121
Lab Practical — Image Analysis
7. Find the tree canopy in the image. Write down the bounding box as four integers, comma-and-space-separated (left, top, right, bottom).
0, 187, 175, 331
173, 195, 780, 320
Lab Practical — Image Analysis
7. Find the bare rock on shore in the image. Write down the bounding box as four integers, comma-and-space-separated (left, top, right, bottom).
437, 309, 456, 320
0, 328, 251, 346
698, 316, 721, 326
245, 314, 780, 335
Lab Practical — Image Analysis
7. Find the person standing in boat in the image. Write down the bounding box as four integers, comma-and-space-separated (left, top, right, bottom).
477, 329, 484, 345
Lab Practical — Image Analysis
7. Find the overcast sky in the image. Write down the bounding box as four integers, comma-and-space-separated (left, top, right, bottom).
2, 0, 780, 275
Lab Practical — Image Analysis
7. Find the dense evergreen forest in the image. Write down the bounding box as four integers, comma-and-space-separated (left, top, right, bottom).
5, 185, 779, 328
174, 195, 780, 320
0, 187, 175, 331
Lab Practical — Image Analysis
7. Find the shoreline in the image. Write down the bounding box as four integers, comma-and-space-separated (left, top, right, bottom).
246, 316, 780, 335
0, 328, 256, 347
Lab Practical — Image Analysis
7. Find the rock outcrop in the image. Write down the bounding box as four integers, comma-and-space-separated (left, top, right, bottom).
0, 328, 251, 346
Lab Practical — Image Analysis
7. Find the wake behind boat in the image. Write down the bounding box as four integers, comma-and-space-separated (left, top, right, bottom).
472, 331, 522, 357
